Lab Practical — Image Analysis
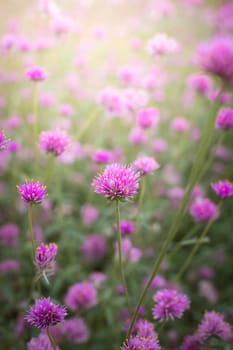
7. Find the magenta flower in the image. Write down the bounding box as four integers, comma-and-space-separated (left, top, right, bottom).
133, 319, 157, 338
65, 281, 97, 311
133, 156, 160, 175
180, 335, 200, 350
81, 234, 107, 264
35, 242, 57, 272
17, 181, 47, 204
61, 317, 90, 344
187, 73, 212, 95
119, 220, 135, 235
190, 198, 219, 222
122, 335, 160, 350
92, 149, 112, 164
26, 66, 47, 81
27, 332, 60, 350
0, 130, 10, 150
92, 163, 140, 201
215, 108, 233, 130
0, 223, 19, 247
211, 180, 233, 199
0, 260, 20, 273
25, 297, 67, 330
196, 311, 232, 343
152, 289, 190, 321
146, 33, 179, 55
39, 130, 71, 156
115, 238, 142, 263
136, 108, 160, 129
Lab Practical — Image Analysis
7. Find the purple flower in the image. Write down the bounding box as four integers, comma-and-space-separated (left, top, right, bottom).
133, 156, 160, 175
92, 149, 112, 164
17, 181, 47, 204
197, 36, 233, 85
122, 335, 160, 350
65, 281, 97, 311
196, 311, 232, 343
152, 289, 190, 321
133, 319, 157, 338
39, 130, 71, 156
179, 335, 201, 350
190, 198, 219, 222
61, 317, 90, 344
137, 108, 160, 129
27, 332, 60, 350
25, 297, 67, 330
211, 180, 233, 199
26, 66, 47, 81
120, 220, 135, 235
0, 259, 20, 273
0, 130, 10, 150
81, 234, 107, 264
80, 204, 99, 226
0, 223, 19, 247
92, 163, 140, 201
187, 73, 212, 95
146, 33, 179, 55
35, 242, 57, 272
115, 238, 142, 263
215, 108, 233, 130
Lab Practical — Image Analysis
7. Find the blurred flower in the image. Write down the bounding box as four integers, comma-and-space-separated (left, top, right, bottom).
59, 104, 74, 117
17, 181, 47, 204
198, 280, 218, 304
136, 107, 160, 129
215, 108, 233, 130
190, 198, 219, 222
26, 297, 67, 330
179, 335, 200, 350
26, 66, 47, 81
0, 130, 10, 150
122, 335, 160, 350
39, 130, 71, 156
151, 139, 168, 153
81, 234, 107, 264
92, 149, 112, 164
133, 319, 157, 338
61, 317, 90, 344
92, 163, 140, 201
0, 259, 20, 273
35, 243, 57, 277
27, 332, 60, 350
119, 220, 135, 235
152, 289, 190, 321
129, 127, 148, 145
81, 204, 99, 226
146, 33, 179, 55
115, 238, 141, 263
133, 156, 160, 175
187, 73, 212, 95
171, 117, 189, 133
65, 281, 97, 311
211, 180, 233, 199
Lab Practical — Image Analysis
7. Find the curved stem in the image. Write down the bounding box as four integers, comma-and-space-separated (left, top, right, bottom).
28, 204, 36, 261
46, 327, 57, 350
115, 200, 131, 314
174, 201, 223, 282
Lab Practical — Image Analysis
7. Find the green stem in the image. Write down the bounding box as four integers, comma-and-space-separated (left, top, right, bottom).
33, 82, 38, 141
45, 155, 55, 185
28, 204, 36, 261
78, 107, 99, 142
126, 97, 220, 340
46, 327, 57, 350
174, 201, 223, 282
115, 200, 131, 314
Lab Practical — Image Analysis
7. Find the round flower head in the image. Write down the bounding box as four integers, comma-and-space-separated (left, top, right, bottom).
134, 156, 160, 175
133, 319, 157, 338
152, 289, 190, 321
35, 242, 57, 272
61, 317, 90, 344
196, 311, 232, 343
92, 149, 112, 164
215, 108, 233, 130
17, 181, 47, 204
187, 73, 212, 95
146, 33, 179, 55
120, 220, 135, 235
211, 180, 233, 199
81, 234, 107, 264
39, 130, 71, 156
180, 335, 201, 350
27, 332, 60, 350
137, 108, 160, 129
122, 335, 160, 350
65, 281, 97, 311
26, 66, 47, 81
92, 163, 140, 201
190, 198, 219, 222
25, 297, 67, 330
0, 130, 10, 150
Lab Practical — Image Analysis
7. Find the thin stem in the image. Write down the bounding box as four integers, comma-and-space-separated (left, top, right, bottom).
45, 155, 55, 185
78, 107, 99, 142
32, 82, 38, 141
46, 327, 57, 350
126, 97, 220, 340
136, 176, 146, 229
115, 200, 131, 314
174, 201, 223, 282
28, 204, 36, 261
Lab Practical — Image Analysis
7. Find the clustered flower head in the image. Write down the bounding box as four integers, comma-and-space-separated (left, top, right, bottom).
0, 130, 10, 150
211, 180, 233, 199
215, 108, 233, 131
187, 73, 212, 95
81, 234, 107, 264
197, 311, 232, 343
65, 281, 97, 311
26, 66, 47, 81
25, 297, 67, 330
136, 107, 160, 129
17, 181, 47, 204
61, 317, 90, 344
190, 198, 219, 222
122, 336, 160, 350
27, 332, 60, 350
146, 33, 179, 55
92, 163, 140, 201
39, 130, 71, 156
92, 148, 112, 164
152, 289, 190, 321
133, 156, 160, 175
115, 238, 142, 263
35, 242, 57, 272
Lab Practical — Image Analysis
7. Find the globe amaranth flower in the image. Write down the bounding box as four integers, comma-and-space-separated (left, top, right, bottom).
0, 223, 19, 247
133, 319, 157, 338
146, 33, 179, 55
115, 238, 142, 263
92, 149, 112, 164
133, 156, 160, 176
190, 198, 219, 222
196, 311, 233, 343
65, 281, 97, 311
26, 66, 47, 81
61, 317, 90, 344
179, 335, 201, 350
39, 130, 71, 156
215, 108, 233, 130
122, 335, 160, 350
17, 181, 47, 204
81, 234, 107, 264
211, 180, 233, 199
25, 297, 67, 330
137, 108, 160, 129
35, 242, 57, 275
152, 289, 190, 321
0, 130, 10, 150
120, 220, 135, 235
27, 332, 60, 350
92, 163, 140, 201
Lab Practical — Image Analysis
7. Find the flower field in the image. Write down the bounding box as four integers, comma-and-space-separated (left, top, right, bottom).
0, 1, 233, 349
